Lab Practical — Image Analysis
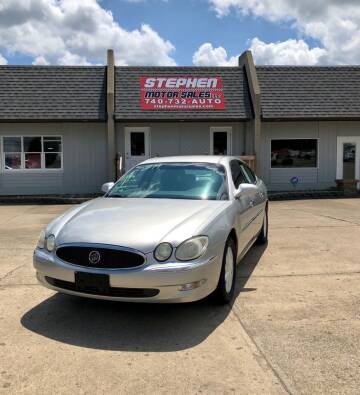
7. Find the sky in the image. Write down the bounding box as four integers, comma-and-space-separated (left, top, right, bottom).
0, 0, 359, 66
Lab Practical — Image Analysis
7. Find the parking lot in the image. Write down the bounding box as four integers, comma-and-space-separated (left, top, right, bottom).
0, 199, 360, 394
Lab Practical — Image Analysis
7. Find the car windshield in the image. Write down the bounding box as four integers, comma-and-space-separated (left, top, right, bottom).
107, 162, 228, 200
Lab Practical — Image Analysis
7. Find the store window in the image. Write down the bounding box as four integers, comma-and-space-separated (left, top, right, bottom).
4, 137, 22, 170
2, 136, 62, 171
271, 139, 317, 168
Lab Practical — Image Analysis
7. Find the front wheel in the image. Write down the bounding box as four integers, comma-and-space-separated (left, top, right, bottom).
213, 238, 237, 304
256, 204, 268, 245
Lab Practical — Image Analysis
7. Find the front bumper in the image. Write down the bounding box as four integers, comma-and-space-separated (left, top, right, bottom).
33, 249, 222, 303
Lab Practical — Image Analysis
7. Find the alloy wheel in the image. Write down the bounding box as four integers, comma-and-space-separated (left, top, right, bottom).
224, 247, 234, 293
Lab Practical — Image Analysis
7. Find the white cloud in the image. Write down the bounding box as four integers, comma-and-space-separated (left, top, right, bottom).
0, 0, 176, 66
249, 37, 326, 65
57, 52, 92, 66
0, 53, 7, 64
192, 43, 238, 66
192, 38, 326, 66
208, 0, 360, 65
32, 56, 49, 65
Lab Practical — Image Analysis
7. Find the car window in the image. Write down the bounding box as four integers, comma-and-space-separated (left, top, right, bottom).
108, 162, 229, 201
240, 164, 257, 184
230, 160, 248, 189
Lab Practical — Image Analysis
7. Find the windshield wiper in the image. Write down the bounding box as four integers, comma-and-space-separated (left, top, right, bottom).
145, 194, 203, 200
108, 194, 126, 198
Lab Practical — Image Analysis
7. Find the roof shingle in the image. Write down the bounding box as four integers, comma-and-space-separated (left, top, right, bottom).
0, 66, 106, 121
257, 66, 360, 120
4, 64, 359, 122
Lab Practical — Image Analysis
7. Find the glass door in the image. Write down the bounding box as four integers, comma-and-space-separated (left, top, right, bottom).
343, 143, 356, 179
124, 127, 150, 172
210, 127, 232, 155
336, 136, 360, 188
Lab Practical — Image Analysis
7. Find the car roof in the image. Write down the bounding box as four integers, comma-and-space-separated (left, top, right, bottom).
141, 155, 241, 165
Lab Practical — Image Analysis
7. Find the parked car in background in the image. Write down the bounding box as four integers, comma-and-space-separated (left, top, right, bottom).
34, 156, 268, 304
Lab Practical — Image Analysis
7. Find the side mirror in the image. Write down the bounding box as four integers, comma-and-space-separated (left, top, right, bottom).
101, 182, 115, 194
234, 183, 258, 199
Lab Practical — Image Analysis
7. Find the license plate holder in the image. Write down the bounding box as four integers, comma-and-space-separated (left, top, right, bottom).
75, 272, 110, 295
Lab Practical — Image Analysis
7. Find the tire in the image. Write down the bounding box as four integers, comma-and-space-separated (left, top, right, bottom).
213, 237, 237, 304
256, 204, 268, 245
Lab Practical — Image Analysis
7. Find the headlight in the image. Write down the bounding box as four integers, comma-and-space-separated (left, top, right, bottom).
46, 235, 56, 252
37, 230, 46, 249
175, 236, 209, 261
154, 242, 173, 262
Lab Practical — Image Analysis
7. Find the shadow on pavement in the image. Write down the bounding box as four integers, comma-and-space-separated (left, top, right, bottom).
21, 244, 267, 352
236, 242, 267, 296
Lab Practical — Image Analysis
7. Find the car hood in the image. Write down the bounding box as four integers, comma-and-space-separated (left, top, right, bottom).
52, 197, 229, 253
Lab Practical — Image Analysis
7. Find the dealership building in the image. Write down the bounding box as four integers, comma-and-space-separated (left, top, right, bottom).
1, 49, 360, 196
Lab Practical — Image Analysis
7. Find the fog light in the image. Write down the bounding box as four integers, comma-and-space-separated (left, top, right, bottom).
178, 279, 206, 292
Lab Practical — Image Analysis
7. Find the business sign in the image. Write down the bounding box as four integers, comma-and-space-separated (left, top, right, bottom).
140, 76, 225, 110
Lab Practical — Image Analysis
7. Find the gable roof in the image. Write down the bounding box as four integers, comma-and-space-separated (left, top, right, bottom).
0, 66, 106, 121
115, 66, 253, 121
257, 66, 360, 120
3, 63, 360, 123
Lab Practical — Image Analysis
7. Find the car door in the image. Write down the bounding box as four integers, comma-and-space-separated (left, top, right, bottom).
240, 163, 266, 236
230, 160, 256, 255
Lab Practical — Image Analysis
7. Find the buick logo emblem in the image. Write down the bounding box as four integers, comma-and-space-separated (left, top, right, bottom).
89, 250, 101, 265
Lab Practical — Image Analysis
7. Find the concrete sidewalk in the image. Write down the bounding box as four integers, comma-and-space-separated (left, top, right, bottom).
0, 199, 360, 394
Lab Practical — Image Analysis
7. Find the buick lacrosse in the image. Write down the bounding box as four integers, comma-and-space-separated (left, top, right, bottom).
34, 156, 268, 304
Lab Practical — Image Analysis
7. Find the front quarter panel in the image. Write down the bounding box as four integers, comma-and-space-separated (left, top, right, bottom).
199, 203, 237, 262
253, 177, 268, 233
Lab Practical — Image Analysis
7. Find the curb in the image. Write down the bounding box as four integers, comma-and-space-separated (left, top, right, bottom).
268, 190, 350, 201
0, 194, 101, 205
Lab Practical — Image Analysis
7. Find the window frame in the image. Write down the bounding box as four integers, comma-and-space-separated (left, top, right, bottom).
270, 137, 319, 170
230, 159, 248, 189
1, 135, 63, 173
336, 136, 360, 182
240, 163, 257, 184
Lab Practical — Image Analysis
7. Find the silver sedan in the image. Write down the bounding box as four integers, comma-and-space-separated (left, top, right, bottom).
34, 156, 268, 304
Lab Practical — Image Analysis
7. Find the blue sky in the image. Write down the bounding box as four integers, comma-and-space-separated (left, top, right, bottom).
0, 0, 358, 66
102, 0, 297, 65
